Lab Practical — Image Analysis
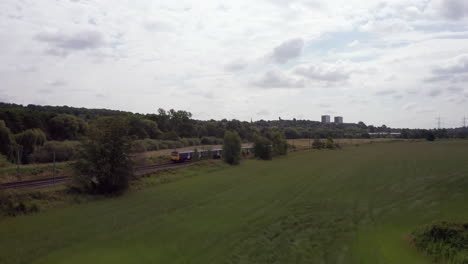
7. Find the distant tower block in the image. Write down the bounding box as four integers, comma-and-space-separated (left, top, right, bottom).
334, 116, 343, 124
321, 115, 331, 123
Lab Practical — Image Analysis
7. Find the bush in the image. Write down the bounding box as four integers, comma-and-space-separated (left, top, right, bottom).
326, 138, 336, 149
312, 138, 325, 149
162, 131, 179, 141
426, 132, 436, 141
73, 117, 133, 195
223, 131, 241, 165
0, 154, 11, 168
412, 222, 468, 264
0, 191, 40, 216
30, 141, 80, 163
254, 136, 272, 160
130, 140, 147, 153
201, 136, 223, 145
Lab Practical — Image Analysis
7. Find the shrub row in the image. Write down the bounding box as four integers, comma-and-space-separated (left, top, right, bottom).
0, 191, 40, 217
29, 141, 81, 163
130, 137, 223, 153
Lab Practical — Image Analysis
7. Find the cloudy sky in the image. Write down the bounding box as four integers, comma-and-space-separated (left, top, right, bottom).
1, 0, 468, 128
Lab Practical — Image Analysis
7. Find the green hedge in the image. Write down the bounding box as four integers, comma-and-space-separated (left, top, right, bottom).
30, 141, 80, 163
131, 138, 220, 153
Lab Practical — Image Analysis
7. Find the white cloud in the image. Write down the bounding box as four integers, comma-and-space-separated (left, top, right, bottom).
359, 18, 413, 33
293, 61, 351, 83
0, 0, 467, 128
348, 40, 360, 47
252, 70, 305, 89
224, 59, 248, 72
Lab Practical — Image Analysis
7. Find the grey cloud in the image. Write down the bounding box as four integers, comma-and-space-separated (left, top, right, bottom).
35, 30, 104, 55
433, 54, 468, 75
447, 86, 463, 92
17, 65, 37, 73
403, 103, 417, 110
46, 80, 67, 87
385, 75, 397, 82
271, 38, 304, 64
268, 0, 322, 9
252, 70, 305, 89
294, 64, 350, 82
439, 0, 468, 20
375, 89, 396, 96
318, 103, 330, 108
424, 75, 452, 83
143, 20, 173, 32
426, 54, 468, 83
225, 59, 248, 72
38, 89, 53, 94
428, 88, 442, 97
257, 109, 270, 116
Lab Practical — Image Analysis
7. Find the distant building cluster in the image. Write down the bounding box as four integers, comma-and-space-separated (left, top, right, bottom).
321, 115, 343, 124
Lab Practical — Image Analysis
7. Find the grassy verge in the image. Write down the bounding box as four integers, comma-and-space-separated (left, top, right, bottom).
0, 140, 467, 264
0, 162, 72, 184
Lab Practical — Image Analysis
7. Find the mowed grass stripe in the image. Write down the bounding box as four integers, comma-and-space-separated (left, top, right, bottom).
0, 140, 467, 264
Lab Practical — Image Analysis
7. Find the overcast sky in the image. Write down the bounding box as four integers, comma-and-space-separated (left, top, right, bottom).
1, 0, 468, 128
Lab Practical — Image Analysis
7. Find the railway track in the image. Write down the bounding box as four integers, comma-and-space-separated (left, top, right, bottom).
0, 162, 195, 190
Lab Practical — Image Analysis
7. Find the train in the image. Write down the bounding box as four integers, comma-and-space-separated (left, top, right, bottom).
171, 146, 254, 162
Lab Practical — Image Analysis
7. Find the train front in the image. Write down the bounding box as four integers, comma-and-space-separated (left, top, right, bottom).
170, 151, 179, 162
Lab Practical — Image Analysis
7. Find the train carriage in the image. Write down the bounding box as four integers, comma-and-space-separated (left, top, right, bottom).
171, 146, 253, 163
171, 150, 194, 162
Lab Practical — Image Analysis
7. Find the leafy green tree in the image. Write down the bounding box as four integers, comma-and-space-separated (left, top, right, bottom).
142, 119, 162, 139
127, 117, 149, 139
0, 120, 15, 160
14, 129, 46, 163
284, 127, 301, 139
254, 136, 272, 160
269, 131, 288, 155
73, 117, 133, 194
48, 114, 87, 140
223, 131, 241, 165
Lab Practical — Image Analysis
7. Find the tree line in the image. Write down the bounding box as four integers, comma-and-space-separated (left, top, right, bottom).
1, 103, 467, 165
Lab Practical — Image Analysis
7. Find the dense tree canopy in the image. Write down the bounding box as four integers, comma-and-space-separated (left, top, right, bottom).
0, 120, 15, 160
73, 117, 133, 194
48, 114, 87, 140
223, 131, 242, 165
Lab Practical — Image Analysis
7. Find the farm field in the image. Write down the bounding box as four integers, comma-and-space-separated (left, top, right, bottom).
287, 138, 406, 150
0, 140, 467, 264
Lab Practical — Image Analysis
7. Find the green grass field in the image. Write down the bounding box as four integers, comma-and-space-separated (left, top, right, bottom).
1, 140, 467, 264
